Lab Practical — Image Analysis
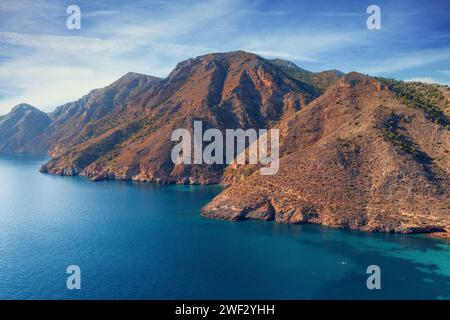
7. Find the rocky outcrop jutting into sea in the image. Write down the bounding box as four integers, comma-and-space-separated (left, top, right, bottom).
1, 51, 449, 235
202, 72, 450, 234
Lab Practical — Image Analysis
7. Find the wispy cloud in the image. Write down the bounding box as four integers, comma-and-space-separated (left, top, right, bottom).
0, 0, 368, 114
315, 12, 363, 17
239, 31, 366, 63
0, 0, 449, 114
437, 70, 450, 76
361, 47, 450, 74
0, 32, 129, 56
405, 77, 439, 84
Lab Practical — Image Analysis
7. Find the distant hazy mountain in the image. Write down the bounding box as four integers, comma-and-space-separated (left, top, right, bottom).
1, 50, 448, 235
0, 104, 51, 153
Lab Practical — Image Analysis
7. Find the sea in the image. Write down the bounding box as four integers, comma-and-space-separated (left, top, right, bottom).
0, 154, 448, 299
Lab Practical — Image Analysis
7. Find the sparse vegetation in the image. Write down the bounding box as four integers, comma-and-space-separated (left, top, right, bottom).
382, 113, 438, 184
269, 59, 343, 94
376, 77, 450, 129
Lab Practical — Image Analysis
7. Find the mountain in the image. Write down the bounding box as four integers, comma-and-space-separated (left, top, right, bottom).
202, 72, 450, 234
1, 50, 448, 235
269, 58, 344, 93
0, 104, 51, 153
0, 73, 162, 155
45, 72, 163, 157
40, 51, 320, 182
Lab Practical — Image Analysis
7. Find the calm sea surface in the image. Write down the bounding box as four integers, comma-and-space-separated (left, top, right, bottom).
0, 154, 449, 299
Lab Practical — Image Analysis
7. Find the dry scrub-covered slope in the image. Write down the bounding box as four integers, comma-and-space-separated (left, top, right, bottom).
202, 73, 450, 234
1, 51, 448, 234
40, 51, 320, 183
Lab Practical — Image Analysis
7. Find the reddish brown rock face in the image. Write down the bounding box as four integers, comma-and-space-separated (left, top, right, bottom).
39, 51, 320, 183
202, 72, 450, 234
2, 50, 448, 235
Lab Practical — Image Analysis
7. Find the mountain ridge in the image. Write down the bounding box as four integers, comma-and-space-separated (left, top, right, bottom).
37, 50, 323, 183
202, 72, 450, 234
0, 50, 448, 235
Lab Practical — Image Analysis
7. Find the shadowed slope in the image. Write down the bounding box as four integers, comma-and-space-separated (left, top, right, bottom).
0, 104, 52, 153
202, 73, 450, 233
41, 51, 319, 183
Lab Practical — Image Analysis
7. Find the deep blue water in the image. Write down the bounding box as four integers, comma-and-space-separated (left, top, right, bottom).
0, 154, 449, 300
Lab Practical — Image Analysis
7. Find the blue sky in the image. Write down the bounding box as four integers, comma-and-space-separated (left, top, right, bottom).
0, 0, 449, 114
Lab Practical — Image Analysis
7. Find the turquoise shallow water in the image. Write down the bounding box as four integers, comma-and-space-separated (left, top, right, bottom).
0, 154, 449, 299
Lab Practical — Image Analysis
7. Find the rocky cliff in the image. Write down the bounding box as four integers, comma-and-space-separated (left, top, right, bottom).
0, 104, 52, 153
1, 50, 448, 235
40, 51, 321, 183
202, 72, 450, 234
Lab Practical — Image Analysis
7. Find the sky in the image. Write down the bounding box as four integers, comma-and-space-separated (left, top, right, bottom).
0, 0, 449, 114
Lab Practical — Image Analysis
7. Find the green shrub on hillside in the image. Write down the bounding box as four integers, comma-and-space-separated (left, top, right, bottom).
382, 113, 432, 165
376, 78, 449, 129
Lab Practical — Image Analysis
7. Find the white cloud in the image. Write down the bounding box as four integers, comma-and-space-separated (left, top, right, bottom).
3, 0, 444, 115
0, 0, 244, 115
0, 30, 180, 114
83, 10, 121, 18
362, 47, 450, 74
405, 77, 439, 84
239, 31, 365, 63
0, 0, 57, 12
0, 31, 130, 56
437, 70, 450, 76
0, 59, 122, 113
